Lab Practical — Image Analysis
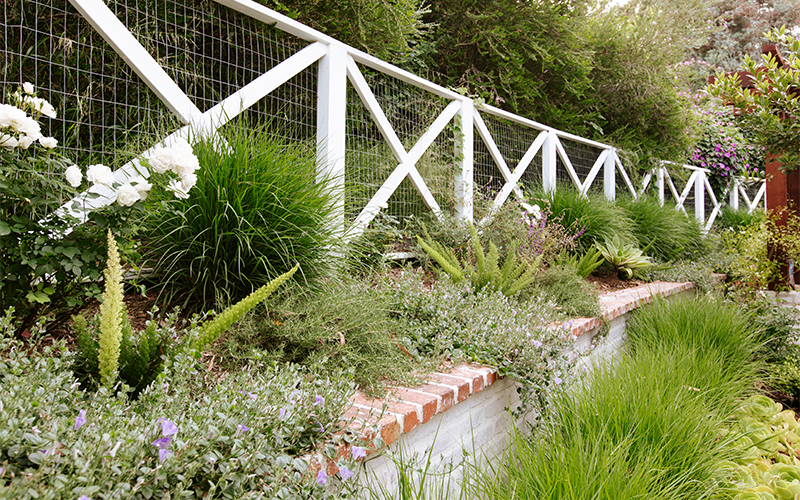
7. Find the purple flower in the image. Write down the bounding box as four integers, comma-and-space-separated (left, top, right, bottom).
316, 469, 327, 485
151, 437, 171, 449
532, 340, 543, 348
554, 377, 563, 385
159, 418, 178, 437
279, 408, 288, 420
319, 423, 325, 433
74, 410, 87, 431
238, 391, 257, 400
339, 466, 354, 480
78, 496, 91, 500
158, 449, 174, 462
314, 395, 325, 407
352, 446, 367, 460
235, 424, 250, 436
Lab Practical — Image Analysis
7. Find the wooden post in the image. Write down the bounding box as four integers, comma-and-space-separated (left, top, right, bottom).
765, 154, 800, 289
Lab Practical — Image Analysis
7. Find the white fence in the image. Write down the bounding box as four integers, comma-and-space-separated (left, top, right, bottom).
54, 0, 764, 235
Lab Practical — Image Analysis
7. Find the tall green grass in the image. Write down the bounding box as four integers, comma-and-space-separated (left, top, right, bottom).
475, 295, 764, 500
531, 185, 634, 253
141, 120, 339, 310
617, 195, 708, 262
715, 205, 766, 231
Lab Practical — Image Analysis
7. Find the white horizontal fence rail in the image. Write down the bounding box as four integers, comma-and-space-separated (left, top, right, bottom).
58, 0, 762, 238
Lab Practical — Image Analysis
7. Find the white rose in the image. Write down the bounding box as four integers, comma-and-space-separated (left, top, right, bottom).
180, 173, 197, 192
86, 164, 114, 187
17, 135, 33, 149
116, 183, 140, 207
38, 136, 57, 149
39, 100, 56, 119
12, 116, 41, 140
65, 165, 83, 187
0, 134, 18, 149
0, 104, 28, 128
148, 147, 174, 174
134, 180, 152, 200
171, 151, 199, 177
167, 178, 190, 199
23, 82, 34, 94
170, 138, 194, 156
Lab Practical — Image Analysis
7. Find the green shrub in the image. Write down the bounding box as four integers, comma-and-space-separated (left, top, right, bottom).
222, 278, 418, 393
0, 311, 360, 499
627, 295, 761, 369
532, 265, 600, 318
617, 195, 708, 262
387, 273, 574, 416
531, 185, 634, 253
141, 119, 338, 310
477, 295, 764, 500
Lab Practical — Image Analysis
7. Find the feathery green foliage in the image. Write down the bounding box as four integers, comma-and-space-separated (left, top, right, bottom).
417, 222, 540, 296
189, 264, 299, 355
97, 230, 124, 388
74, 309, 174, 397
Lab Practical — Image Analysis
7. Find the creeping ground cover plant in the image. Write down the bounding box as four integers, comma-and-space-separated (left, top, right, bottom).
0, 309, 364, 499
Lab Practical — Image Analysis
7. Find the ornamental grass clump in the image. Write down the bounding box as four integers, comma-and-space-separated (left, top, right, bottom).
475, 295, 765, 500
142, 118, 339, 311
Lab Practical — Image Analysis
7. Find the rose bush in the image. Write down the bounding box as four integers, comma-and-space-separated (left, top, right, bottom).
0, 83, 200, 335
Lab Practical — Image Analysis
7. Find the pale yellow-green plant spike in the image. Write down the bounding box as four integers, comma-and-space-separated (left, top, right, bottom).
98, 229, 124, 388
189, 264, 299, 354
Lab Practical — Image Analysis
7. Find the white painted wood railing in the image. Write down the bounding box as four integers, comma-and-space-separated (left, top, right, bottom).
62, 0, 764, 236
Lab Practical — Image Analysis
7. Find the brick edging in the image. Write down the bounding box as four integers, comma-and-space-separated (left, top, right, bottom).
308, 280, 695, 476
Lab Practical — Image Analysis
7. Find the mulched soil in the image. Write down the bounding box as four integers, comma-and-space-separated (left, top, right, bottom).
586, 274, 647, 294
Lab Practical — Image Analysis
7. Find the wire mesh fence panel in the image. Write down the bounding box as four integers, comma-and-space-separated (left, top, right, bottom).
555, 137, 604, 192
1, 0, 177, 177
473, 112, 543, 203
345, 64, 455, 222
114, 0, 316, 143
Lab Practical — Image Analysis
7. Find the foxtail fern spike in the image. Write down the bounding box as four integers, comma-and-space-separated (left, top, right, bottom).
189, 264, 299, 354
98, 229, 125, 388
416, 236, 464, 282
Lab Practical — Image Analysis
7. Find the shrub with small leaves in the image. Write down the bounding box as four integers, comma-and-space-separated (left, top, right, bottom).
388, 272, 576, 417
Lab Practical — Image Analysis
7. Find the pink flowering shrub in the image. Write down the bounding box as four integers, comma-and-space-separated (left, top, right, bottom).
686, 96, 765, 199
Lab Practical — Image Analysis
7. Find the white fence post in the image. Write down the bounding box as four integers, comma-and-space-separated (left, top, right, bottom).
729, 178, 739, 211
695, 170, 706, 226
604, 148, 615, 202
454, 99, 474, 221
542, 130, 557, 194
656, 167, 665, 206
317, 42, 348, 238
